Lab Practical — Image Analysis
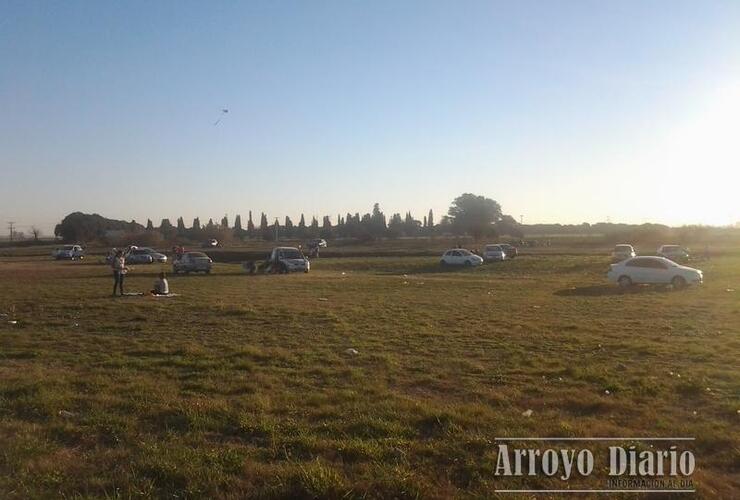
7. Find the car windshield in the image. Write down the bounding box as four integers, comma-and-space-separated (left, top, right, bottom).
63, 245, 75, 250
189, 252, 207, 258
486, 246, 501, 251
281, 249, 303, 259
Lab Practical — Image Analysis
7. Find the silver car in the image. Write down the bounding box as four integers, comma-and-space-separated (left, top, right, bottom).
173, 252, 212, 274
138, 247, 168, 263
125, 248, 155, 264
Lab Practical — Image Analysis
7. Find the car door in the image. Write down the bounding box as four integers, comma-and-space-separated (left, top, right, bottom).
624, 258, 648, 283
645, 258, 671, 283
445, 250, 457, 264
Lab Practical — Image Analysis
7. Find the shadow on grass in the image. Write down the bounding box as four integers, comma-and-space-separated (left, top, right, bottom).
554, 284, 673, 297
374, 262, 501, 276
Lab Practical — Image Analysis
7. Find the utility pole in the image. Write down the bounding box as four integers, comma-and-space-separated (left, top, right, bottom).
274, 218, 279, 241
519, 215, 524, 225
7, 222, 15, 242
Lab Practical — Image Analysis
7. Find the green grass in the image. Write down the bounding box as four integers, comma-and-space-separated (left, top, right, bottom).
0, 253, 738, 498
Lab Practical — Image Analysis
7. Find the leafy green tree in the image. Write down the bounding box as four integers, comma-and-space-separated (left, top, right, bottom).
54, 212, 144, 242
159, 219, 177, 240
448, 193, 502, 241
260, 213, 271, 240
247, 211, 255, 238
370, 203, 387, 238
176, 217, 186, 236
402, 212, 421, 236
295, 214, 307, 239
233, 214, 245, 239
309, 216, 320, 238
495, 214, 523, 238
284, 216, 294, 238
320, 216, 333, 239
387, 213, 403, 238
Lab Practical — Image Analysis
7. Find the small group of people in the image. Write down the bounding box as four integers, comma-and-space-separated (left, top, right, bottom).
109, 246, 169, 297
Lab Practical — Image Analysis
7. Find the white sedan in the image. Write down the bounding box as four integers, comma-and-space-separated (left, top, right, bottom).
607, 256, 702, 289
440, 249, 484, 267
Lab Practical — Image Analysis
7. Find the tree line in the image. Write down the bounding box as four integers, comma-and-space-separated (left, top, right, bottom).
53, 194, 523, 244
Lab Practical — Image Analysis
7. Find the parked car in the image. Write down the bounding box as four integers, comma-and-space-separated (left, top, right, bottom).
611, 244, 636, 262
657, 245, 690, 262
440, 249, 484, 267
308, 238, 327, 249
53, 245, 84, 260
173, 252, 213, 274
499, 243, 518, 258
483, 244, 507, 262
268, 247, 310, 273
137, 247, 168, 263
202, 239, 220, 248
607, 256, 702, 289
126, 248, 155, 264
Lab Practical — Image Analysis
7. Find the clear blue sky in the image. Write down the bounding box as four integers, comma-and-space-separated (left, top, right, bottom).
1, 1, 739, 234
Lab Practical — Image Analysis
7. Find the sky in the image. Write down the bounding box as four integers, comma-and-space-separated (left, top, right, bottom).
1, 1, 739, 235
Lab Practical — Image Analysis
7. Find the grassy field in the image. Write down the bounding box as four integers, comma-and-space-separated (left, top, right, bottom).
0, 252, 738, 498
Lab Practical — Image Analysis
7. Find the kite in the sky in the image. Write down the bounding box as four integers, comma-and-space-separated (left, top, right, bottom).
213, 108, 229, 126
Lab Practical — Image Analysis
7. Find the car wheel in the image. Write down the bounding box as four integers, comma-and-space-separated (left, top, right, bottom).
672, 276, 686, 289
205, 270, 211, 274
464, 260, 472, 267
440, 260, 447, 267
618, 275, 632, 288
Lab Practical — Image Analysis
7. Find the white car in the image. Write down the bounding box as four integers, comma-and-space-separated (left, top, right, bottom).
173, 252, 212, 274
611, 244, 636, 262
53, 245, 84, 260
440, 249, 484, 267
608, 256, 702, 289
483, 244, 507, 262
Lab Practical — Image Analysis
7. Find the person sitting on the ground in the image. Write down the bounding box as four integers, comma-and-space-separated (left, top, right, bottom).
151, 272, 169, 295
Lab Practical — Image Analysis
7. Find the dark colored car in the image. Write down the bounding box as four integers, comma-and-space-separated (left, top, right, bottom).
499, 244, 518, 258
173, 252, 213, 274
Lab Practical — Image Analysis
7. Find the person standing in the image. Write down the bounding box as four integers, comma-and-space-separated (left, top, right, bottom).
111, 249, 129, 296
